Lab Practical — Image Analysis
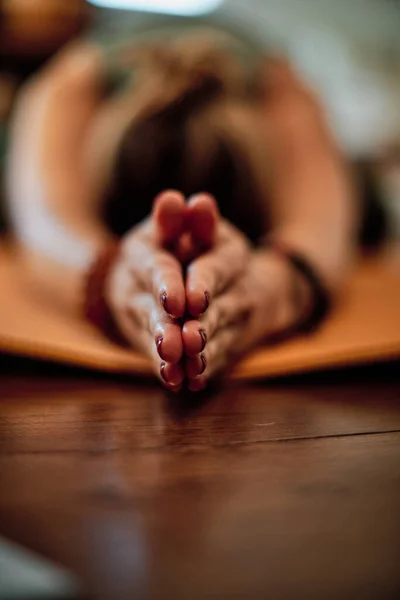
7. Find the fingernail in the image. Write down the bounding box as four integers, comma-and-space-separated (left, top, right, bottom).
160, 292, 169, 314
203, 291, 210, 313
199, 329, 207, 351
156, 336, 164, 358
160, 361, 168, 383
200, 353, 207, 374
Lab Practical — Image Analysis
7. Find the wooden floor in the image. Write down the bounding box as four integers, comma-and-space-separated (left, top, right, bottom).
0, 356, 399, 600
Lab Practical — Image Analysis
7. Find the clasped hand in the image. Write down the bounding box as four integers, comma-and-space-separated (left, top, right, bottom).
106, 191, 298, 391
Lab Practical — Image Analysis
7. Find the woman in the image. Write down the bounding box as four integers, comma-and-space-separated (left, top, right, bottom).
6, 31, 357, 392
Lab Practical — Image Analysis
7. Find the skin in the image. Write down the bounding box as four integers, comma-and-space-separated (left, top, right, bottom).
105, 188, 304, 391
6, 43, 357, 391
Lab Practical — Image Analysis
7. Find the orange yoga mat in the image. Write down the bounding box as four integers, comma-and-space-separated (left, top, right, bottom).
0, 243, 399, 379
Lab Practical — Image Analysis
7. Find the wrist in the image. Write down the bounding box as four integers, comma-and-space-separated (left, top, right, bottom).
249, 242, 330, 342
250, 250, 311, 336
83, 239, 127, 345
262, 240, 331, 335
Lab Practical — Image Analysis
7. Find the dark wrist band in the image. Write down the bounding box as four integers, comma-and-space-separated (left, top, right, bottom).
83, 240, 127, 345
268, 241, 331, 333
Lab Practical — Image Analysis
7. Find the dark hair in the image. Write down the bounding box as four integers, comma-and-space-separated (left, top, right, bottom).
102, 40, 268, 243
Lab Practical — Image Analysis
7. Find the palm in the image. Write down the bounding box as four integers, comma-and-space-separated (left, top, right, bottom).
108, 190, 252, 392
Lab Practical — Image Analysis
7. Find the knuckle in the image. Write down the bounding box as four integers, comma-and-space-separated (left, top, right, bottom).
208, 305, 221, 338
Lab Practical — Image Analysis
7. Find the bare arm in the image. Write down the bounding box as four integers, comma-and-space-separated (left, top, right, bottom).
6, 43, 110, 310
263, 60, 358, 293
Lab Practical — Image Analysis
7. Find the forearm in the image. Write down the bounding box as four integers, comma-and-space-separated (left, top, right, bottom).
262, 61, 359, 295
7, 170, 109, 315
13, 247, 84, 316
269, 144, 357, 293
6, 44, 111, 310
7, 125, 109, 270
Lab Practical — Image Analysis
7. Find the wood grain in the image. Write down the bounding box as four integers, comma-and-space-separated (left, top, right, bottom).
0, 357, 399, 600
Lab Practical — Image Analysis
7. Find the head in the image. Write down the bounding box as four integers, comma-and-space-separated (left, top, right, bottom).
94, 34, 272, 243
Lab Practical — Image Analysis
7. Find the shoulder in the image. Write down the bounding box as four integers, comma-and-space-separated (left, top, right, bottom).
260, 56, 332, 143
21, 42, 104, 102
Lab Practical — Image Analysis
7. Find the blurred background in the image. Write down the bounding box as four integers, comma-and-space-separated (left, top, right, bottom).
1, 0, 400, 233
0, 4, 399, 597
